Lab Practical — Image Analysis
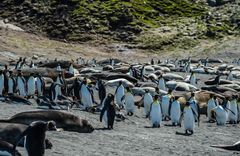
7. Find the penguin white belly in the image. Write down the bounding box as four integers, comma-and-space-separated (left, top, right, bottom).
0, 151, 11, 156
228, 101, 238, 122
0, 75, 4, 95
56, 78, 62, 96
143, 94, 153, 115
36, 78, 43, 96
150, 103, 162, 125
190, 75, 196, 86
125, 94, 135, 113
81, 86, 93, 108
161, 95, 170, 118
115, 86, 124, 106
215, 106, 228, 125
27, 77, 35, 96
158, 79, 166, 91
207, 99, 216, 120
189, 100, 198, 120
183, 108, 195, 131
238, 103, 240, 122
170, 101, 181, 124
8, 79, 14, 94
103, 110, 108, 127
17, 78, 26, 96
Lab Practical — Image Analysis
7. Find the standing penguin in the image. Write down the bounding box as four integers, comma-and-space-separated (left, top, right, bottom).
8, 71, 16, 95
96, 79, 106, 106
143, 90, 153, 117
55, 73, 65, 96
16, 71, 27, 97
140, 65, 146, 81
149, 95, 162, 128
211, 103, 228, 125
128, 65, 137, 79
157, 74, 166, 91
49, 82, 62, 101
14, 121, 57, 156
100, 93, 115, 129
121, 87, 135, 116
227, 70, 234, 81
27, 73, 36, 98
170, 96, 181, 126
237, 98, 240, 123
114, 81, 125, 108
182, 102, 197, 135
228, 95, 238, 124
36, 73, 45, 97
207, 94, 217, 122
79, 78, 94, 110
0, 70, 4, 96
189, 72, 197, 86
56, 63, 62, 72
3, 64, 9, 95
161, 90, 173, 121
188, 92, 200, 122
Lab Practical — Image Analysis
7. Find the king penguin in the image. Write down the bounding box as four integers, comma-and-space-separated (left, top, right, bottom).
115, 81, 125, 108
49, 82, 62, 101
207, 94, 217, 122
211, 102, 228, 125
27, 73, 36, 98
189, 72, 197, 86
0, 70, 4, 96
143, 90, 153, 117
16, 71, 27, 97
36, 73, 45, 97
122, 87, 135, 116
161, 90, 173, 121
96, 79, 106, 106
227, 95, 238, 124
79, 78, 94, 110
8, 71, 16, 95
158, 74, 166, 91
182, 102, 197, 135
149, 95, 162, 128
100, 93, 115, 129
170, 96, 181, 126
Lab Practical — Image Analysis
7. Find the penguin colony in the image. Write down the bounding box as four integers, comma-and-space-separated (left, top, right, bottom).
0, 56, 240, 155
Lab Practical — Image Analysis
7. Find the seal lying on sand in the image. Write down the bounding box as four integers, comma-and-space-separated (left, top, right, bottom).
211, 141, 240, 151
0, 110, 94, 133
0, 140, 21, 156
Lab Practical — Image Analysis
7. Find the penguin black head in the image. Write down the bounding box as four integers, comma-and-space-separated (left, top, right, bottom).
191, 92, 195, 97
119, 81, 122, 86
168, 89, 173, 94
4, 64, 8, 69
154, 95, 158, 101
210, 93, 214, 98
0, 70, 3, 75
47, 121, 58, 131
83, 78, 87, 84
126, 87, 130, 92
155, 87, 159, 93
30, 73, 34, 77
185, 101, 190, 106
145, 89, 149, 93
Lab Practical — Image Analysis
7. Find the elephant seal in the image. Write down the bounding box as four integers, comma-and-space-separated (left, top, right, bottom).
211, 141, 240, 151
0, 140, 21, 156
0, 110, 94, 133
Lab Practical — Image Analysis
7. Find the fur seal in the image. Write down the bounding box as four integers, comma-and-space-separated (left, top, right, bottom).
0, 110, 94, 133
211, 141, 240, 151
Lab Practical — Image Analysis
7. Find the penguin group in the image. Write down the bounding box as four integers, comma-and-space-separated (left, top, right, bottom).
0, 56, 240, 155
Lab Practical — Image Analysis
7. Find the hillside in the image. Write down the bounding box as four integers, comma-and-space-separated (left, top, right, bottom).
0, 0, 239, 53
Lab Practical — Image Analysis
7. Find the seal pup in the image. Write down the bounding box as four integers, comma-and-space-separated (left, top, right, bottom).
0, 110, 94, 133
149, 95, 162, 128
211, 141, 240, 151
100, 93, 115, 129
0, 140, 21, 156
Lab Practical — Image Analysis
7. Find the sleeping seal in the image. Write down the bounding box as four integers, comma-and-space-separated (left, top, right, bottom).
0, 110, 94, 133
